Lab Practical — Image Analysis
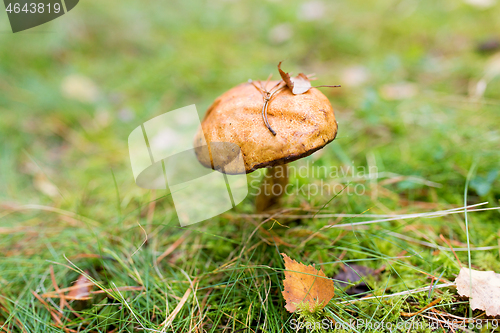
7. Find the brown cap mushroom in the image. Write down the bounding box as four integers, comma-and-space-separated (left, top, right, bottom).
194, 80, 338, 175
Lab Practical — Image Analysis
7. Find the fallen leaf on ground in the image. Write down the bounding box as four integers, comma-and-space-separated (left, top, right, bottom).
67, 273, 92, 300
334, 264, 375, 295
455, 267, 500, 316
281, 253, 335, 313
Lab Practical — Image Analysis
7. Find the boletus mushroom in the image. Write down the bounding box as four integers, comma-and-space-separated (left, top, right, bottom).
194, 65, 339, 212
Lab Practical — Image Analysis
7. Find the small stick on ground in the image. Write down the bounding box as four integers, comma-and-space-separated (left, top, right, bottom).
440, 234, 463, 267
400, 297, 442, 317
156, 231, 192, 265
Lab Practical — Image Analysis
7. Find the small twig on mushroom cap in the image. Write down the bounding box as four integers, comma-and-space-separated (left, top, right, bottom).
249, 79, 265, 96
313, 85, 342, 88
249, 78, 286, 136
262, 85, 285, 136
262, 73, 273, 91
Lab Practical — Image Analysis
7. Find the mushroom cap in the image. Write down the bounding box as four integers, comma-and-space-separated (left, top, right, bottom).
194, 80, 338, 174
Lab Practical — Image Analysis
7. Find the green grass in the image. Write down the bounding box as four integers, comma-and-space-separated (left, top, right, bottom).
1, 0, 500, 331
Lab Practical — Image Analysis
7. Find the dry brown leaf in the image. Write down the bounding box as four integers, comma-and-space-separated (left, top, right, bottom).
277, 62, 339, 95
281, 253, 335, 313
278, 61, 295, 92
455, 267, 500, 316
277, 62, 312, 95
67, 273, 92, 300
290, 73, 313, 95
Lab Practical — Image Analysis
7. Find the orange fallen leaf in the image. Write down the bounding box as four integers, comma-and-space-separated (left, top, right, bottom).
281, 253, 335, 313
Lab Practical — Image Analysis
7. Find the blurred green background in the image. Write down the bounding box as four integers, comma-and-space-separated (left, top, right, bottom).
2, 0, 500, 201
1, 0, 499, 207
1, 0, 500, 331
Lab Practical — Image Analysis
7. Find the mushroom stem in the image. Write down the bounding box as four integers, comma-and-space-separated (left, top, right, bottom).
255, 165, 289, 212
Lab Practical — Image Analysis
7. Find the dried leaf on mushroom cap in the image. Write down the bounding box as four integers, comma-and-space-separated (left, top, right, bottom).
290, 73, 313, 94
193, 80, 338, 173
278, 62, 340, 95
278, 62, 312, 95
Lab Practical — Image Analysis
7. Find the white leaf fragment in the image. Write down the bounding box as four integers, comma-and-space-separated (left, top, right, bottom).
290, 73, 312, 95
455, 267, 500, 316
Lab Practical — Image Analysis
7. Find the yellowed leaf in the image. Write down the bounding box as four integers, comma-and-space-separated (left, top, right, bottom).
281, 253, 335, 313
455, 267, 500, 316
